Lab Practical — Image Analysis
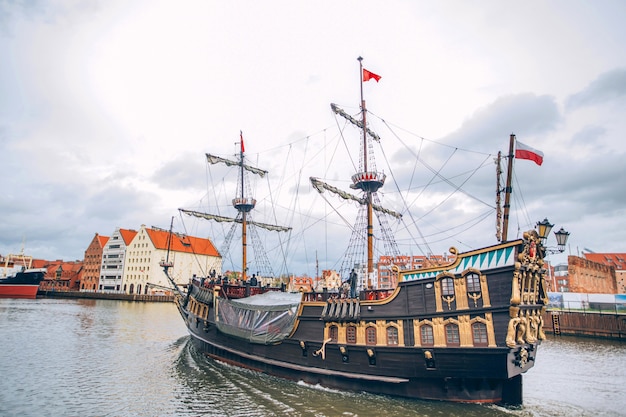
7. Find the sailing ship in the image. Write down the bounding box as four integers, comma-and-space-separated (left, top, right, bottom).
0, 253, 46, 299
165, 59, 555, 405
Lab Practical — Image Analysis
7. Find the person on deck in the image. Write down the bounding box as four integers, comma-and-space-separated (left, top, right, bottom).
348, 269, 357, 298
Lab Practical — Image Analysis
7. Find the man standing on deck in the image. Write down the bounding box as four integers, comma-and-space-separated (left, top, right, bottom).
348, 269, 357, 298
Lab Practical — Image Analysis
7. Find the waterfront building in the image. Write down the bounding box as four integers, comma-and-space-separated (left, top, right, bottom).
582, 252, 626, 294
80, 233, 109, 292
317, 269, 342, 292
564, 255, 618, 294
40, 260, 84, 291
289, 275, 313, 292
99, 228, 137, 292
122, 224, 220, 295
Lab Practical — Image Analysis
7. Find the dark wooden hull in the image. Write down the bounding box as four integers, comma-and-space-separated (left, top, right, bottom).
178, 237, 547, 405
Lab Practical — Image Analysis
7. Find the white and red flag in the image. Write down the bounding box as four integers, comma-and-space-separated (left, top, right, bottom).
515, 141, 543, 166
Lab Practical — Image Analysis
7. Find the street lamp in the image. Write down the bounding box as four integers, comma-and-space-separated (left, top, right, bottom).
536, 218, 570, 254
554, 227, 570, 253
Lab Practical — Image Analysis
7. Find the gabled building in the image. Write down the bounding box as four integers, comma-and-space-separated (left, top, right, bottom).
289, 275, 313, 292
80, 233, 109, 292
99, 228, 137, 292
316, 269, 342, 292
122, 225, 220, 295
40, 260, 84, 292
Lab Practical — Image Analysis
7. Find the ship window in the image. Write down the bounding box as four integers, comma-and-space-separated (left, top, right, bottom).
386, 326, 399, 346
472, 322, 488, 347
365, 326, 377, 345
346, 326, 357, 344
466, 273, 481, 293
420, 325, 434, 346
445, 323, 460, 346
441, 277, 454, 296
329, 325, 338, 342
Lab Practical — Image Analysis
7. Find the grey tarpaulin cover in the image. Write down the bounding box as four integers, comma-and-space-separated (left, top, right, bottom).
216, 291, 302, 345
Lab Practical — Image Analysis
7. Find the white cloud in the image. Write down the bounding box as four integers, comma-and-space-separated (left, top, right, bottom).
1, 0, 626, 273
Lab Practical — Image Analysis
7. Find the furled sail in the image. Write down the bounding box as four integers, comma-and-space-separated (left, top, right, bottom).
206, 153, 268, 178
331, 103, 380, 142
310, 177, 402, 219
179, 208, 292, 232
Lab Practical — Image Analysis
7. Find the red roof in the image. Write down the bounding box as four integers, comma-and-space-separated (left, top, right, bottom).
97, 235, 110, 247
119, 229, 138, 245
145, 228, 219, 257
583, 253, 626, 270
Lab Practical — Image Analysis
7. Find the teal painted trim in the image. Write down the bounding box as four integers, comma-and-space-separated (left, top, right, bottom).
402, 246, 515, 282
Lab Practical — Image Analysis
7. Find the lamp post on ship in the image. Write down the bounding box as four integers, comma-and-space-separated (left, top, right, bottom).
536, 218, 570, 292
536, 218, 570, 254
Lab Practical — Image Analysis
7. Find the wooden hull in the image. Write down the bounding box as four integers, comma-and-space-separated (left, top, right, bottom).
178, 237, 547, 405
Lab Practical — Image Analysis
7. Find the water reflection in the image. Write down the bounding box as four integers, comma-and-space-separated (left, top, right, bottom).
1, 299, 624, 417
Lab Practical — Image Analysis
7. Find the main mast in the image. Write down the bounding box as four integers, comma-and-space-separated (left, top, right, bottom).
355, 56, 384, 289
312, 58, 401, 291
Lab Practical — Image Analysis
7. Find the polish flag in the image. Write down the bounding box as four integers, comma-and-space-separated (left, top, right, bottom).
515, 141, 543, 166
240, 131, 245, 153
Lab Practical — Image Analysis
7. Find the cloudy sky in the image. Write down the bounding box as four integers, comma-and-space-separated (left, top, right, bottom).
2, 1, 625, 276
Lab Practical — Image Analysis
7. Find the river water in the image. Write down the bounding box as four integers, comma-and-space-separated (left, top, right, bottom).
0, 298, 624, 417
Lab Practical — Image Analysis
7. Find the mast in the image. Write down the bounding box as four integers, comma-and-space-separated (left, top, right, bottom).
159, 216, 175, 269
357, 56, 382, 289
312, 58, 399, 291
501, 133, 516, 242
235, 131, 253, 281
181, 134, 290, 280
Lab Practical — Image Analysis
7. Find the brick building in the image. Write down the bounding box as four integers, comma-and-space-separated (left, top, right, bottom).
582, 253, 626, 294
80, 233, 109, 292
566, 255, 618, 294
40, 260, 84, 291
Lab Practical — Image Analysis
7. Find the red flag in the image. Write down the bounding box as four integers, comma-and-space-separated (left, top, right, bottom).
240, 131, 245, 153
363, 68, 381, 82
515, 141, 543, 166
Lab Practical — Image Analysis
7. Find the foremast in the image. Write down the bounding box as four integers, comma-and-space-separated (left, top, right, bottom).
496, 133, 517, 242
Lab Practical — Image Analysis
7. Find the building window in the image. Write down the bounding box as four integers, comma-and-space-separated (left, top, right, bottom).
472, 322, 488, 347
346, 326, 357, 344
386, 326, 399, 346
441, 277, 454, 296
365, 326, 377, 345
420, 325, 434, 346
466, 273, 481, 293
445, 323, 460, 346
329, 325, 338, 343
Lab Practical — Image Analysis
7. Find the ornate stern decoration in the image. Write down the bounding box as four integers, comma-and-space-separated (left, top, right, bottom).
506, 230, 548, 350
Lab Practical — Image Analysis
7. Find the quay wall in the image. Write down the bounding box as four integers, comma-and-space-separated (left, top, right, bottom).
38, 290, 174, 303
543, 310, 626, 340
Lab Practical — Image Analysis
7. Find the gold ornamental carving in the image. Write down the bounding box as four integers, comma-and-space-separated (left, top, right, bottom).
506, 230, 548, 347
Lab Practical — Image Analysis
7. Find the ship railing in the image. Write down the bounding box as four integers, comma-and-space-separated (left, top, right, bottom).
191, 278, 284, 299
